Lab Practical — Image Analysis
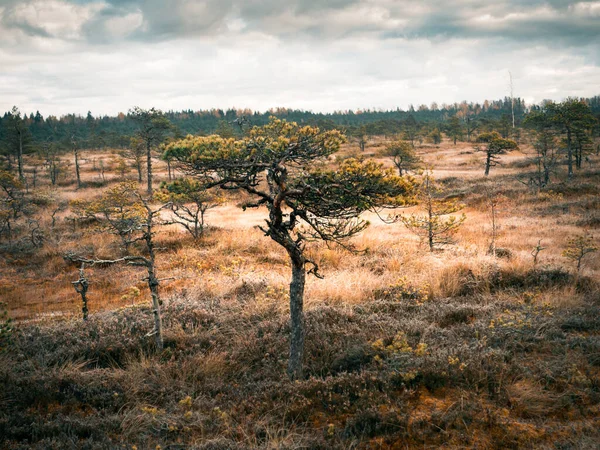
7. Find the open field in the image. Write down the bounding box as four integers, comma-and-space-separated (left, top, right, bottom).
1, 136, 599, 448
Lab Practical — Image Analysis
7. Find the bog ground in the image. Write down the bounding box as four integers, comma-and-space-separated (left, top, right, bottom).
1, 137, 599, 449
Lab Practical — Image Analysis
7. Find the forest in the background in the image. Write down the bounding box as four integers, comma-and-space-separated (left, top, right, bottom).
4, 96, 600, 152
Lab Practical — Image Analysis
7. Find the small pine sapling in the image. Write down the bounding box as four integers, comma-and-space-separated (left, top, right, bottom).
400, 172, 466, 252
562, 234, 597, 272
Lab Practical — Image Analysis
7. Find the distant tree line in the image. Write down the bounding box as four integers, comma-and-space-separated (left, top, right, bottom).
3, 96, 599, 154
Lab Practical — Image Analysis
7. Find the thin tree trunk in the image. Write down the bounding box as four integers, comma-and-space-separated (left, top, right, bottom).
567, 128, 573, 178
427, 196, 434, 252
147, 271, 163, 350
287, 255, 306, 380
485, 151, 491, 176
74, 149, 81, 189
17, 131, 24, 181
146, 226, 163, 350
146, 143, 153, 194
490, 203, 497, 257
136, 160, 143, 183
509, 71, 515, 129
73, 264, 89, 320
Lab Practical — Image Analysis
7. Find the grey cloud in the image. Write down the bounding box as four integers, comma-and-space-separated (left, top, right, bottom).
1, 0, 599, 117
3, 0, 599, 47
0, 1, 52, 38
83, 0, 234, 42
387, 1, 600, 46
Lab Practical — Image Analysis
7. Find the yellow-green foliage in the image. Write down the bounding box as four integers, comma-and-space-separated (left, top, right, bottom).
562, 234, 597, 271
400, 172, 465, 251
164, 118, 346, 169
72, 181, 145, 223
384, 139, 421, 176
69, 182, 147, 248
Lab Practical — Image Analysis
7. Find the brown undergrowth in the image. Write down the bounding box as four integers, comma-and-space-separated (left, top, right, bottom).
1, 138, 599, 448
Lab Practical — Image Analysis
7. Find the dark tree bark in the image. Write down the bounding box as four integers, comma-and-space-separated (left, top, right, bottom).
567, 128, 573, 178
144, 218, 163, 350
17, 131, 24, 181
72, 263, 89, 320
146, 143, 153, 195
74, 148, 81, 189
484, 151, 492, 176
287, 249, 306, 380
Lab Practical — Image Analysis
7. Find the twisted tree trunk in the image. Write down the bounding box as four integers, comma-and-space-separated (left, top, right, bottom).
145, 225, 163, 349
287, 251, 306, 380
72, 263, 89, 320
147, 269, 163, 350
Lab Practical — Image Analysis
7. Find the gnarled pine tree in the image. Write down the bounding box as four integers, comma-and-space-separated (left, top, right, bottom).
476, 131, 518, 176
165, 118, 414, 379
158, 178, 224, 240
384, 139, 421, 176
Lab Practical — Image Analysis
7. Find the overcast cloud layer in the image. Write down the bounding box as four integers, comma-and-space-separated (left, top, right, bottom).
1, 0, 599, 116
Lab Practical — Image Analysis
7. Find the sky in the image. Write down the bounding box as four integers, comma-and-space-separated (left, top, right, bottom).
1, 0, 599, 117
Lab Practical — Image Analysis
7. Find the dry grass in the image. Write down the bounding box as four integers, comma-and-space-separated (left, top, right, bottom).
1, 135, 599, 448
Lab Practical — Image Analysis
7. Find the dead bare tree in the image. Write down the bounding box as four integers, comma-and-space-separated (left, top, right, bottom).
531, 240, 545, 266
65, 182, 172, 349
72, 134, 82, 189
509, 71, 515, 130
71, 263, 90, 320
483, 184, 505, 257
476, 132, 518, 176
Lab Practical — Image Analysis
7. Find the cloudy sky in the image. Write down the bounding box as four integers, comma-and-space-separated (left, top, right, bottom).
1, 0, 599, 116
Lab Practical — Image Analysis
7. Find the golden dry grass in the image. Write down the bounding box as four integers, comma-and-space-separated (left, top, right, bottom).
3, 135, 599, 321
